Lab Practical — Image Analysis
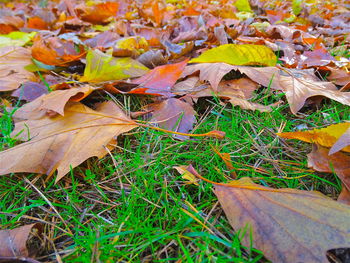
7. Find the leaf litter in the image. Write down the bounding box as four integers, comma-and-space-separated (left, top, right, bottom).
0, 0, 350, 261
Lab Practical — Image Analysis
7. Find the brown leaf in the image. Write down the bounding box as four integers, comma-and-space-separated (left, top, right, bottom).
307, 144, 350, 205
12, 81, 48, 102
0, 47, 36, 91
0, 102, 138, 182
214, 177, 350, 263
13, 85, 96, 119
0, 223, 42, 258
147, 98, 196, 140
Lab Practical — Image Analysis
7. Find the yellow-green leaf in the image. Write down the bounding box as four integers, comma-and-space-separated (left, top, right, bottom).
189, 44, 277, 66
234, 0, 252, 12
292, 0, 303, 15
80, 49, 149, 82
0, 31, 37, 48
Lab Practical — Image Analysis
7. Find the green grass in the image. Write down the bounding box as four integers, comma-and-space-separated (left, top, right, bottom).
0, 94, 349, 262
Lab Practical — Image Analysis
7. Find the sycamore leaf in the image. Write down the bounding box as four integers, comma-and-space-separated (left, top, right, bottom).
277, 122, 350, 153
0, 31, 36, 48
0, 102, 138, 183
80, 49, 149, 83
0, 223, 42, 260
13, 86, 96, 119
0, 46, 36, 91
189, 44, 277, 66
131, 59, 188, 95
146, 98, 196, 140
307, 144, 350, 205
214, 177, 350, 263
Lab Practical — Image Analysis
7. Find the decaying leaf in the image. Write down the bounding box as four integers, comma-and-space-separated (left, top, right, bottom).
0, 46, 36, 91
307, 144, 350, 205
12, 81, 48, 102
214, 177, 350, 263
146, 98, 196, 139
13, 85, 96, 119
0, 223, 42, 260
80, 49, 149, 82
0, 102, 138, 182
278, 122, 350, 153
190, 44, 277, 66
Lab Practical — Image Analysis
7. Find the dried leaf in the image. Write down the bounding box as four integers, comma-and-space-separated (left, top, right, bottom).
189, 44, 277, 66
13, 85, 95, 119
80, 2, 119, 24
146, 98, 196, 139
12, 81, 48, 102
307, 144, 350, 205
0, 223, 42, 258
174, 165, 199, 185
0, 46, 36, 91
80, 49, 149, 83
278, 122, 350, 153
214, 177, 350, 263
0, 102, 138, 182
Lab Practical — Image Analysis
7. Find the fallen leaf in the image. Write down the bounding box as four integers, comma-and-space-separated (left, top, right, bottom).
27, 16, 49, 30
307, 144, 350, 205
137, 49, 167, 68
146, 98, 196, 139
131, 59, 188, 96
13, 85, 95, 119
0, 31, 36, 48
80, 2, 119, 24
174, 165, 199, 185
0, 102, 138, 182
189, 44, 277, 66
80, 49, 149, 83
0, 223, 42, 259
234, 0, 252, 12
31, 36, 86, 66
278, 122, 350, 153
0, 46, 36, 91
12, 81, 48, 102
214, 177, 350, 263
330, 126, 350, 155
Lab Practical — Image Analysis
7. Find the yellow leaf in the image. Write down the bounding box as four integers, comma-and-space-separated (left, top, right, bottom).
189, 44, 277, 66
80, 49, 149, 82
277, 122, 350, 153
115, 36, 149, 52
234, 0, 252, 12
174, 165, 199, 185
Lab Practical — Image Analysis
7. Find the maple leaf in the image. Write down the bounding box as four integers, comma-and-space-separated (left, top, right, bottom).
214, 177, 350, 263
0, 46, 36, 91
0, 102, 138, 182
13, 85, 95, 119
278, 122, 350, 153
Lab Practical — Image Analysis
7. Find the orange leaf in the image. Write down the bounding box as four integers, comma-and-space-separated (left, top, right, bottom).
81, 2, 119, 24
27, 16, 48, 30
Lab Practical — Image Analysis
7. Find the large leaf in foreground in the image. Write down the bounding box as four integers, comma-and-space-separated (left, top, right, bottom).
214, 177, 350, 263
0, 102, 138, 182
0, 46, 36, 91
189, 44, 277, 66
80, 49, 149, 82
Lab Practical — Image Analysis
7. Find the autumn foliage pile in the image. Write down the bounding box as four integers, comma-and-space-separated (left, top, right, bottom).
0, 0, 349, 262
